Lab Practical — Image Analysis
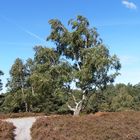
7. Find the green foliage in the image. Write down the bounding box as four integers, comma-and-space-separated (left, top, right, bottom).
0, 70, 4, 91
1, 15, 122, 115
110, 85, 134, 111
3, 46, 70, 113
47, 15, 121, 115
85, 83, 140, 113
7, 58, 27, 92
5, 15, 140, 115
0, 94, 5, 112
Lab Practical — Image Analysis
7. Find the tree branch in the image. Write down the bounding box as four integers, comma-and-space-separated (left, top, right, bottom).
82, 94, 86, 100
67, 103, 75, 112
72, 94, 78, 105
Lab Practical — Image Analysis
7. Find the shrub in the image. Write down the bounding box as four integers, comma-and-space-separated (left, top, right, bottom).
31, 112, 140, 140
0, 112, 45, 119
0, 120, 15, 140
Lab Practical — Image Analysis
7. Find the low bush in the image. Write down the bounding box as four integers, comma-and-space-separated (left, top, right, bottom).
0, 120, 15, 140
0, 112, 45, 119
31, 112, 140, 140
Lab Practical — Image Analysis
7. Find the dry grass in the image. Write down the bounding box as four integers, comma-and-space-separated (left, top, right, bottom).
0, 112, 45, 119
31, 112, 140, 140
0, 120, 15, 140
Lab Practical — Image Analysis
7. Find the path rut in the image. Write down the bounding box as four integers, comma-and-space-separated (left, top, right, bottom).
6, 117, 36, 140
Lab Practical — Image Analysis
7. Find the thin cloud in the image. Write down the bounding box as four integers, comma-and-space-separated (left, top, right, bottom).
0, 15, 46, 43
24, 29, 46, 43
122, 0, 137, 10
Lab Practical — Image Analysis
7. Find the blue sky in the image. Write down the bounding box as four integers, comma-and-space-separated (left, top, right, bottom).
0, 0, 140, 93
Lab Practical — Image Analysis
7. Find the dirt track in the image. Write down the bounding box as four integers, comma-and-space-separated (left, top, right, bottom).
6, 117, 36, 140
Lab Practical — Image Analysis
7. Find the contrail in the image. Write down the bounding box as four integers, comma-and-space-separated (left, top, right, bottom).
24, 30, 45, 42
0, 15, 46, 43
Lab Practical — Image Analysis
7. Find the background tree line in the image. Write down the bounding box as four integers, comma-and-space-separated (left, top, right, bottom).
0, 16, 139, 115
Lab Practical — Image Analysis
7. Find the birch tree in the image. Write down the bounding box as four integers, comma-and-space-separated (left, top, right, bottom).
47, 15, 121, 115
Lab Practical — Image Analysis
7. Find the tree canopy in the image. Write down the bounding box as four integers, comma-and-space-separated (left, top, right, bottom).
1, 15, 123, 115
0, 70, 4, 91
47, 15, 121, 115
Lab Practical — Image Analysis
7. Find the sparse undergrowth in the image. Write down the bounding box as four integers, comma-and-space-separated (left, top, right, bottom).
0, 112, 45, 119
31, 112, 140, 140
0, 120, 15, 140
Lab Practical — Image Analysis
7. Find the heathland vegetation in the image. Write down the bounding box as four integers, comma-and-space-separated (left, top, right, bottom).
31, 112, 140, 140
0, 120, 15, 140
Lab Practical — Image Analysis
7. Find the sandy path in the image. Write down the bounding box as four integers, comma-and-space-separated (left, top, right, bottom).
6, 117, 36, 140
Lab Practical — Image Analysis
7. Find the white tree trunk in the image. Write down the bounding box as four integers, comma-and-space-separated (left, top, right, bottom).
67, 94, 85, 116
74, 109, 81, 116
73, 104, 82, 116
